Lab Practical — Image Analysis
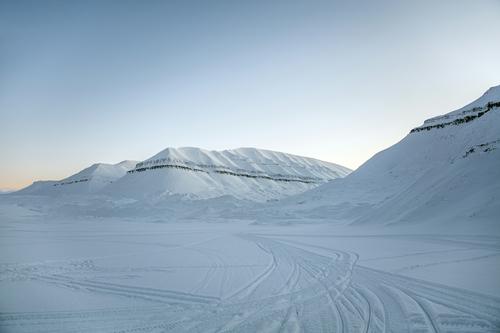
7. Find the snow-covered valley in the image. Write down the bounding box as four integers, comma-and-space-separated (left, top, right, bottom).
1, 217, 499, 332
1, 86, 500, 332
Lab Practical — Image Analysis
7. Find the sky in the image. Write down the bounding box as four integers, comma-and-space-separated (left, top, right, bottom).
1, 0, 500, 190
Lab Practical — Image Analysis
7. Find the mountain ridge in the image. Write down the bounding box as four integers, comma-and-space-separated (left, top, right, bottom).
104, 147, 351, 201
258, 85, 500, 232
15, 148, 350, 201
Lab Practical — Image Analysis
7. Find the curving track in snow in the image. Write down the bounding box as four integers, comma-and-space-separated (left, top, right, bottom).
1, 234, 499, 333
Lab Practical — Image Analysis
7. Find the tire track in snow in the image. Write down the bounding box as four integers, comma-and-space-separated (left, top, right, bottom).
224, 237, 279, 301
35, 274, 219, 305
3, 233, 500, 333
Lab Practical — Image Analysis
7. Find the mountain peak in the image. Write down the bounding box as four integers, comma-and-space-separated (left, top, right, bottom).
416, 85, 500, 129
107, 147, 351, 201
453, 84, 500, 113
267, 85, 500, 231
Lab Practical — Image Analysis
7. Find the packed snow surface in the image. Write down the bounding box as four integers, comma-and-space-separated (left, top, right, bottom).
0, 216, 499, 333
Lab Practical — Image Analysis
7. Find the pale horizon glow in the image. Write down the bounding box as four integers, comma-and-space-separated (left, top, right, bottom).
1, 0, 500, 190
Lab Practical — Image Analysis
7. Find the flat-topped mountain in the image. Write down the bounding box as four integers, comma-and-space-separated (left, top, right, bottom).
104, 147, 351, 201
16, 148, 350, 202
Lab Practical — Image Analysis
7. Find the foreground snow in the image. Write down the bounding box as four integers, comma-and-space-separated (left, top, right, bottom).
1, 214, 499, 332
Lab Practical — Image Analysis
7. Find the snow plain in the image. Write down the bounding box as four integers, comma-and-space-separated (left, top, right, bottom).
1, 206, 499, 333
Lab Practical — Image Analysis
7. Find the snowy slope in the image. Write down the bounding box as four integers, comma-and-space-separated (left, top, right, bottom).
103, 147, 351, 201
17, 160, 138, 195
266, 85, 500, 231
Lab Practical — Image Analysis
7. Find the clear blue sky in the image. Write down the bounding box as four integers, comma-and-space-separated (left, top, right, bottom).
1, 0, 500, 189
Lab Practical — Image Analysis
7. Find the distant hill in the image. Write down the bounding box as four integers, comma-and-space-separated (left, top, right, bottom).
16, 160, 138, 195
103, 147, 351, 201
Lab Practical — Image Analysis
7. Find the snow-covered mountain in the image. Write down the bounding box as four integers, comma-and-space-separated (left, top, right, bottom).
17, 160, 138, 195
103, 147, 351, 201
15, 148, 350, 202
265, 85, 500, 231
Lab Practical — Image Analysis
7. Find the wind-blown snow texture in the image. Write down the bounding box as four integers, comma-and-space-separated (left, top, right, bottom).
1, 86, 499, 332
